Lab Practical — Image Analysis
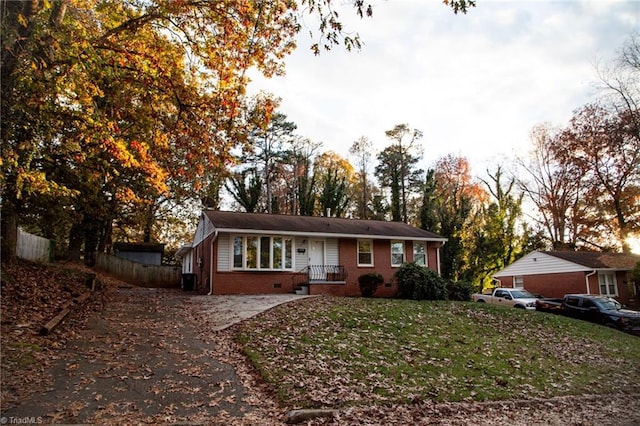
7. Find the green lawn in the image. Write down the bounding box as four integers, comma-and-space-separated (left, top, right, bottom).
237, 296, 640, 409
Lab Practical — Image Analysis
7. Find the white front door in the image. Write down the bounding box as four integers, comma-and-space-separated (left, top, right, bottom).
309, 239, 325, 280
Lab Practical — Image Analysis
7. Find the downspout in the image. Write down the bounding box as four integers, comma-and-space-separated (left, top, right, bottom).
585, 270, 596, 295
207, 229, 219, 295
437, 241, 445, 275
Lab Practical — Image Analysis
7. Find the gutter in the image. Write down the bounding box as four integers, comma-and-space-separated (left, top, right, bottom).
207, 229, 219, 296
585, 270, 596, 294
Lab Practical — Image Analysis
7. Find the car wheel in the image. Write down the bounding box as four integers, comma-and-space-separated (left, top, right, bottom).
514, 305, 525, 309
477, 299, 486, 303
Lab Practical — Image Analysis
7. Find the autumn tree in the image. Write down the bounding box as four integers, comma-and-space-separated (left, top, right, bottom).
465, 166, 526, 288
226, 168, 263, 213
419, 169, 439, 233
242, 103, 297, 213
558, 104, 640, 252
0, 0, 298, 261
1, 0, 475, 260
424, 155, 486, 280
314, 152, 354, 217
281, 138, 322, 215
596, 33, 639, 135
349, 136, 375, 219
517, 124, 586, 250
375, 124, 424, 223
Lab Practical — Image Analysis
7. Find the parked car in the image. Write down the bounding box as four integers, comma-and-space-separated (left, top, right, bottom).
536, 294, 640, 335
471, 288, 538, 310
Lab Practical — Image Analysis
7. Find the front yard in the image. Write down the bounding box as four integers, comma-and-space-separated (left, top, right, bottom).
237, 297, 640, 410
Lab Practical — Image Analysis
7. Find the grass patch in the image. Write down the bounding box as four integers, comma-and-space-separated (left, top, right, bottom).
237, 297, 640, 408
5, 342, 44, 367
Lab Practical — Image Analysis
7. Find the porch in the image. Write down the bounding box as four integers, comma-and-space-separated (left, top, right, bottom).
291, 265, 348, 295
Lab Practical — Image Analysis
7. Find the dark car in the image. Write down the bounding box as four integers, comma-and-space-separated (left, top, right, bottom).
537, 294, 640, 336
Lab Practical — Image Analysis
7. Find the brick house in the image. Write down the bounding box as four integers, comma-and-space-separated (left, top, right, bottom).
184, 210, 447, 296
493, 251, 640, 306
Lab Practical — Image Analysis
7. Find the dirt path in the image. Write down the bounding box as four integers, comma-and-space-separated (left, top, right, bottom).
2, 288, 287, 425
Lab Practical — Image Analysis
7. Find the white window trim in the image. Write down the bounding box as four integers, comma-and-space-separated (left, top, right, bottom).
231, 235, 294, 271
391, 240, 405, 267
598, 272, 618, 297
357, 239, 374, 267
413, 242, 427, 267
513, 276, 524, 289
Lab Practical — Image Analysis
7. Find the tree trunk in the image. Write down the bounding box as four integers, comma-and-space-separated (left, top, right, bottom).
83, 216, 100, 266
66, 223, 83, 261
1, 199, 19, 261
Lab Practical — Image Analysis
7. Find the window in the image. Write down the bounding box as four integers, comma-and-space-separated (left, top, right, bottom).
391, 241, 404, 267
357, 239, 373, 266
513, 276, 524, 289
232, 235, 293, 270
494, 290, 507, 298
598, 272, 617, 297
284, 238, 293, 268
246, 237, 258, 269
260, 236, 270, 268
233, 237, 243, 268
413, 242, 426, 266
273, 237, 282, 269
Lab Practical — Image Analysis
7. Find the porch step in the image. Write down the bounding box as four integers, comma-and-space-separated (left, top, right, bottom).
294, 285, 309, 295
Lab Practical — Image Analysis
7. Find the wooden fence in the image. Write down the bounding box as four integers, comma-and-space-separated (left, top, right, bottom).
17, 228, 54, 263
95, 252, 181, 288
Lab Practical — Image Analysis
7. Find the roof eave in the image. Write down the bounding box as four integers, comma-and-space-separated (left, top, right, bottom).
213, 227, 447, 242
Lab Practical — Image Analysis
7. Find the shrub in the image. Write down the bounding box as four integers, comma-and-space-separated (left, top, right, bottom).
358, 272, 384, 297
446, 280, 473, 301
395, 262, 447, 301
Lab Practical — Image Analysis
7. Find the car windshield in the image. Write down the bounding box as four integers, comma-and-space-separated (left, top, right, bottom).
511, 290, 535, 298
594, 298, 621, 311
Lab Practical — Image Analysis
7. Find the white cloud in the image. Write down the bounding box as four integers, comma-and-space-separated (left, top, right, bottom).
248, 0, 638, 176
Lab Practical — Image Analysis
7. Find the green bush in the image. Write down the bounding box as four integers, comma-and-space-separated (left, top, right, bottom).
358, 272, 384, 297
446, 280, 473, 301
395, 262, 447, 301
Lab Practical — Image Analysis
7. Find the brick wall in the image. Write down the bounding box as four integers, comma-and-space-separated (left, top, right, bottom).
497, 271, 635, 305
195, 234, 444, 297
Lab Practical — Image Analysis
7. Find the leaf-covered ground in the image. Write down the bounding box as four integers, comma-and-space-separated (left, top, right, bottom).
3, 264, 639, 425
1, 259, 110, 410
236, 296, 640, 424
1, 260, 277, 424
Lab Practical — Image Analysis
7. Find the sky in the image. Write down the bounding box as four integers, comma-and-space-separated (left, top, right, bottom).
247, 0, 639, 176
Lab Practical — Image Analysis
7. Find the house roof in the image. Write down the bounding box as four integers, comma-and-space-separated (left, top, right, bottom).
543, 251, 640, 270
202, 210, 447, 241
493, 250, 640, 278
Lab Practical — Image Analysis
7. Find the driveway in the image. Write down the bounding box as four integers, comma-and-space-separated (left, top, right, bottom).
191, 293, 314, 331
2, 288, 310, 425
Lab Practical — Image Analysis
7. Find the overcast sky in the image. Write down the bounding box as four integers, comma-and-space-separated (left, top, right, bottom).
248, 0, 639, 176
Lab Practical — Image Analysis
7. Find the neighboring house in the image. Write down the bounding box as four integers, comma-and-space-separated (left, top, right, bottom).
113, 242, 165, 265
176, 244, 194, 274
184, 210, 447, 296
493, 251, 640, 306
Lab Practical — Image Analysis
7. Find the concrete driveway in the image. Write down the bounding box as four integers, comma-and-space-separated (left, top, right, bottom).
189, 294, 314, 331
2, 288, 312, 425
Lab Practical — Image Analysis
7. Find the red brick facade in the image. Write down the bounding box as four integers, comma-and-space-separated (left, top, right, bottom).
191, 233, 442, 297
496, 271, 635, 305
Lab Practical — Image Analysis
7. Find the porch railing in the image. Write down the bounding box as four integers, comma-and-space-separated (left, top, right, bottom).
309, 265, 347, 282
291, 265, 347, 288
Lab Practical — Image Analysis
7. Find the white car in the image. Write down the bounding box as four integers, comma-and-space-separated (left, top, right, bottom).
471, 288, 538, 310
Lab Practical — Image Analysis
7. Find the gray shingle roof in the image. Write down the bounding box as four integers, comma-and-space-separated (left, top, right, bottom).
544, 251, 640, 270
204, 210, 446, 241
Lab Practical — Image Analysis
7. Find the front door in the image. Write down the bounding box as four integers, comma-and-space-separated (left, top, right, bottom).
309, 239, 325, 280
